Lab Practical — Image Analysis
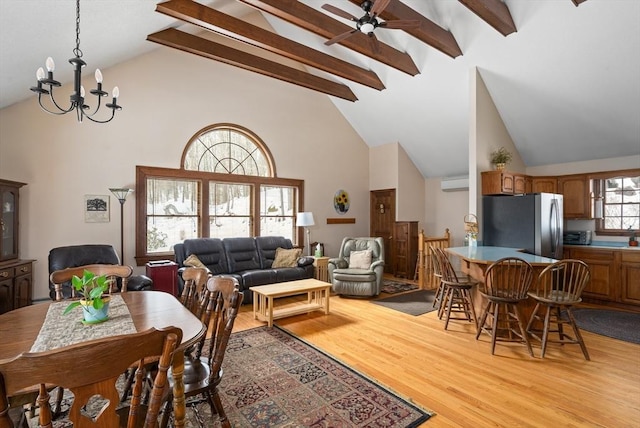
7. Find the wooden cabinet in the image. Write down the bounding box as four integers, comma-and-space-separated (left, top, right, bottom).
393, 221, 418, 279
569, 248, 616, 301
0, 260, 33, 314
1, 179, 25, 262
558, 174, 590, 219
620, 251, 640, 305
481, 170, 529, 195
532, 177, 557, 193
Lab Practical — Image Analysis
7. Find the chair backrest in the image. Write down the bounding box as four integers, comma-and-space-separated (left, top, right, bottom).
433, 247, 461, 284
483, 257, 534, 300
50, 264, 133, 301
202, 276, 243, 380
419, 229, 451, 288
338, 237, 385, 266
0, 327, 182, 428
429, 245, 443, 279
534, 259, 591, 302
179, 267, 210, 314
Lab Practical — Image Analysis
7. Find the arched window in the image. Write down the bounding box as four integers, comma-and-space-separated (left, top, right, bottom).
135, 124, 304, 265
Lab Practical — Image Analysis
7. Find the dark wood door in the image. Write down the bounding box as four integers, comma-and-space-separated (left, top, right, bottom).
370, 189, 395, 274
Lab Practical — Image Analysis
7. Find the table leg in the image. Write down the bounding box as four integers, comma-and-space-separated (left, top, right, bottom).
268, 296, 274, 327
324, 287, 330, 315
253, 291, 258, 320
171, 351, 186, 428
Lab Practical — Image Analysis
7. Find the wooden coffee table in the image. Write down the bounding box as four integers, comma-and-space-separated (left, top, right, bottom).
250, 278, 331, 327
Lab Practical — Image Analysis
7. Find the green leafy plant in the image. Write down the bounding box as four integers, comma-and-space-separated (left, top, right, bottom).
63, 270, 111, 315
490, 147, 513, 165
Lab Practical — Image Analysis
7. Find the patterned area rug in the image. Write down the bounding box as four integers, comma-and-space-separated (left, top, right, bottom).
16, 326, 432, 427
381, 280, 419, 294
571, 308, 640, 344
372, 290, 437, 316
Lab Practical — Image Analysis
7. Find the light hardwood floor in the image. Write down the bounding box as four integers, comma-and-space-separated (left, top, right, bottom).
232, 284, 640, 427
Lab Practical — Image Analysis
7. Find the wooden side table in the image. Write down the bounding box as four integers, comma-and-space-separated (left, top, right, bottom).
313, 256, 330, 283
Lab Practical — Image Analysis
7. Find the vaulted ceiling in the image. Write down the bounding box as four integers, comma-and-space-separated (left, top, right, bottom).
1, 0, 639, 178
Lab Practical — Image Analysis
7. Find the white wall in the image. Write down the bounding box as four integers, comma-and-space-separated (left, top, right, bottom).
0, 45, 370, 300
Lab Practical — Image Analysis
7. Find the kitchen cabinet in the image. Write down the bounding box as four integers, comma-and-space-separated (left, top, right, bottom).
558, 174, 590, 219
620, 251, 640, 305
481, 170, 529, 195
532, 177, 557, 193
570, 248, 615, 301
0, 259, 33, 314
393, 221, 418, 279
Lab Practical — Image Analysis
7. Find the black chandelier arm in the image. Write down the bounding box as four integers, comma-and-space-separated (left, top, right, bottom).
36, 93, 76, 115
80, 107, 117, 124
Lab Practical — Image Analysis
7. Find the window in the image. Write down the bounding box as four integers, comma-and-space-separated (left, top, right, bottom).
135, 124, 304, 265
594, 170, 640, 235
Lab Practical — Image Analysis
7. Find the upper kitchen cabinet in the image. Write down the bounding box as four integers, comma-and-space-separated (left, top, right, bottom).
557, 174, 590, 219
1, 179, 25, 262
481, 170, 528, 195
532, 177, 557, 194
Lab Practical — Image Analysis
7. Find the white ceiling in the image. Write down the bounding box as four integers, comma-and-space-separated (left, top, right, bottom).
1, 0, 639, 178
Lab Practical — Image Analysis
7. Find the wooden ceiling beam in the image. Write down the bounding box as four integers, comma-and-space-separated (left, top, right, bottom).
347, 0, 462, 59
238, 0, 419, 76
458, 0, 517, 36
155, 0, 384, 90
571, 0, 588, 6
146, 28, 357, 102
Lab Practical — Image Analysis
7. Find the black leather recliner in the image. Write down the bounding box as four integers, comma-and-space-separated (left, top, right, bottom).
48, 244, 153, 300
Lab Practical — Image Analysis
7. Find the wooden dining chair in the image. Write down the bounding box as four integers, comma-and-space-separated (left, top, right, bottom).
0, 327, 182, 428
50, 263, 133, 300
476, 257, 534, 356
179, 267, 211, 315
526, 259, 591, 360
160, 276, 242, 428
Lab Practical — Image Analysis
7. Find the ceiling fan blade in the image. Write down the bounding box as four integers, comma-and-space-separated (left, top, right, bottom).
321, 4, 358, 22
379, 19, 421, 30
370, 0, 391, 18
325, 28, 359, 46
367, 32, 381, 54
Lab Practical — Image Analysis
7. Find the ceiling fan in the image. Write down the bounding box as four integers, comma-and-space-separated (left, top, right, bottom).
322, 0, 420, 53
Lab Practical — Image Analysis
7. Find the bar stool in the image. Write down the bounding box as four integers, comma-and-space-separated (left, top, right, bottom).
476, 257, 534, 356
434, 247, 478, 331
526, 259, 591, 360
429, 245, 445, 310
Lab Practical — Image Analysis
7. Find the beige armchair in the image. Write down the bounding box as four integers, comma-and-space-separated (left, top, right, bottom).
328, 237, 385, 297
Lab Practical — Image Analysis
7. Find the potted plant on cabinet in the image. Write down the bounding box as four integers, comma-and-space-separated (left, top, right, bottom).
63, 269, 112, 324
490, 147, 513, 170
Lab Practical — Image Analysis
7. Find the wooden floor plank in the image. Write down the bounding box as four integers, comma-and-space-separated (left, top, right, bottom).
231, 286, 640, 427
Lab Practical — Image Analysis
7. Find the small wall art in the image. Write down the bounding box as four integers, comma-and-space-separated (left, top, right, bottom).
334, 189, 350, 215
84, 194, 109, 223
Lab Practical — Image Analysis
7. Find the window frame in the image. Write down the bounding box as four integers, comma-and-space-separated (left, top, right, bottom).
592, 168, 640, 236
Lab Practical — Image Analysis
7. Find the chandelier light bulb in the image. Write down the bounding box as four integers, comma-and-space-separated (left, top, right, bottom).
36, 67, 45, 81
95, 69, 103, 83
112, 86, 119, 98
45, 57, 55, 72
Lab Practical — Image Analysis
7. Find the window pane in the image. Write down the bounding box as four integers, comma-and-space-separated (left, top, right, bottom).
209, 182, 252, 238
260, 185, 295, 240
209, 217, 251, 238
260, 217, 294, 239
147, 218, 198, 253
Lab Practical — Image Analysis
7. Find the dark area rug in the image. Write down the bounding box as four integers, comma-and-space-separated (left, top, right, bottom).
382, 279, 419, 294
572, 308, 640, 344
372, 290, 437, 316
17, 326, 432, 427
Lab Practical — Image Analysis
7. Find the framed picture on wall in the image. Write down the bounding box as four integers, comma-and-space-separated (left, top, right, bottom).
84, 194, 110, 223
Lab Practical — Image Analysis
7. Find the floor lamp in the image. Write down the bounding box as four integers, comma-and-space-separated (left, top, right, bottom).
296, 212, 315, 256
109, 188, 133, 265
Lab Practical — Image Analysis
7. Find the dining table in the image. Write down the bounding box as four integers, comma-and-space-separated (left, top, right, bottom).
0, 290, 206, 428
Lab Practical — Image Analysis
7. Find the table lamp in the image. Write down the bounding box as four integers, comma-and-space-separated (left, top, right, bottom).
296, 212, 315, 256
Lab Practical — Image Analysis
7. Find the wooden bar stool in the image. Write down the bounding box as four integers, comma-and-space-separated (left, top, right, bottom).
476, 257, 534, 356
434, 247, 478, 331
526, 259, 591, 360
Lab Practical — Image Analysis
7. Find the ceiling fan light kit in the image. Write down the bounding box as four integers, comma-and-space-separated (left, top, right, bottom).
29, 0, 121, 123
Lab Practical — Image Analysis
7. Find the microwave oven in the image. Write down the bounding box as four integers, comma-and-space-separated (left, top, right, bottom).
563, 230, 592, 245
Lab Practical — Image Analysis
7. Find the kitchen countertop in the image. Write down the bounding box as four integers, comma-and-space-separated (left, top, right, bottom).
566, 241, 640, 251
447, 246, 558, 266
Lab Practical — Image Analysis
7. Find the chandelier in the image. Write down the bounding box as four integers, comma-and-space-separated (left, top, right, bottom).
29, 0, 121, 123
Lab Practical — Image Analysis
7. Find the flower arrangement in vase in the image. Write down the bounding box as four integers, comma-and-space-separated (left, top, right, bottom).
63, 269, 112, 324
490, 147, 513, 170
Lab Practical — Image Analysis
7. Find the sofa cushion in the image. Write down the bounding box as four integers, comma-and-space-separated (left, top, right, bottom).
255, 236, 294, 268
183, 238, 227, 274
240, 269, 278, 287
272, 247, 302, 268
223, 237, 261, 273
184, 254, 207, 270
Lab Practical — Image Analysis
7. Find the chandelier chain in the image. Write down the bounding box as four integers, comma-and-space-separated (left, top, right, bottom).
74, 0, 82, 58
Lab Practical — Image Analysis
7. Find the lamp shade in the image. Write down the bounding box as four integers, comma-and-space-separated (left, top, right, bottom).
109, 188, 133, 203
296, 212, 315, 227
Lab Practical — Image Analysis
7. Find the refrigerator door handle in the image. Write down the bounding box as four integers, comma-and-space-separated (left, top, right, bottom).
550, 198, 560, 257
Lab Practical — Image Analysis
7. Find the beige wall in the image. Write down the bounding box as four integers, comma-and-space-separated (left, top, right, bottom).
0, 45, 370, 300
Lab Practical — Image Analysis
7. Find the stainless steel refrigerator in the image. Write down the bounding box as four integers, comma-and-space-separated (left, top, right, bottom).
482, 193, 563, 259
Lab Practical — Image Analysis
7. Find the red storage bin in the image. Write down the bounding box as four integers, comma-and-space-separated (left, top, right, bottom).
145, 260, 178, 296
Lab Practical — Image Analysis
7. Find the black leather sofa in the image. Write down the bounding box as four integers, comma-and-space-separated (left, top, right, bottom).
174, 236, 315, 304
48, 244, 153, 300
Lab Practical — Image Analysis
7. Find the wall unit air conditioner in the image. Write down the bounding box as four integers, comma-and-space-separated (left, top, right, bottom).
440, 176, 469, 192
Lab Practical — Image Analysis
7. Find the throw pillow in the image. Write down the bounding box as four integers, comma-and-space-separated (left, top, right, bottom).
272, 247, 302, 268
184, 254, 207, 269
349, 249, 372, 269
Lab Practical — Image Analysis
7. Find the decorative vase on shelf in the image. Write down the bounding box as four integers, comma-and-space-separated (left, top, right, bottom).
494, 163, 506, 171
